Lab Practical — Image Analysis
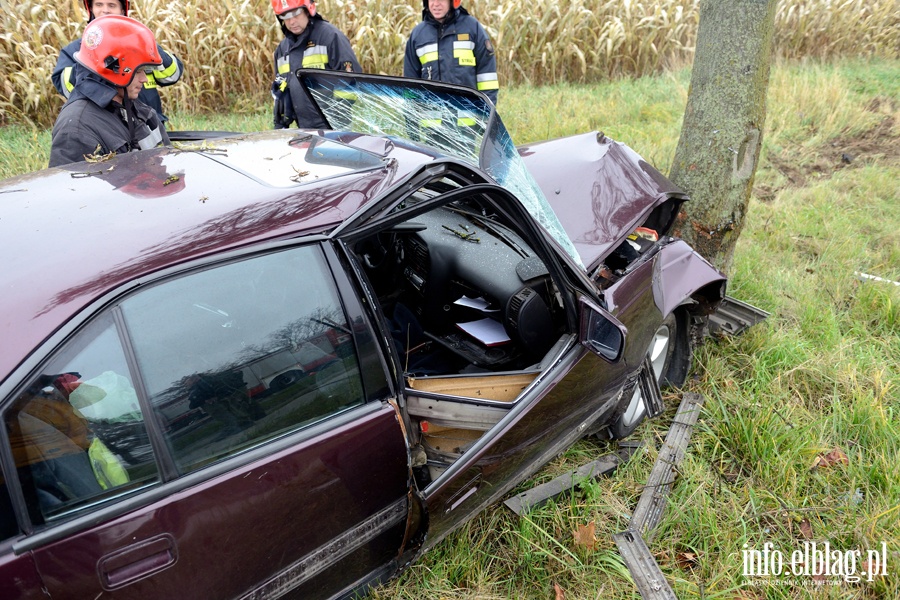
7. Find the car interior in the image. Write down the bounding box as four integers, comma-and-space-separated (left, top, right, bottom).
347, 166, 681, 484
349, 179, 577, 483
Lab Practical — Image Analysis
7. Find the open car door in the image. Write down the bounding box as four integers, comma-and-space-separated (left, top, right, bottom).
334, 158, 631, 546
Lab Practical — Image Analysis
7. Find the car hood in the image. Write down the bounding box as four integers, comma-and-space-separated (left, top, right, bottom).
518, 131, 688, 271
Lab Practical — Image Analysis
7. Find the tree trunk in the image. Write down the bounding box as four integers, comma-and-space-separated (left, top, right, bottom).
669, 0, 778, 273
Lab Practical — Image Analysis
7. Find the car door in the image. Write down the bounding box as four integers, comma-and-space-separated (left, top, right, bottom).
0, 477, 45, 600
334, 169, 632, 546
418, 299, 631, 544
2, 243, 411, 599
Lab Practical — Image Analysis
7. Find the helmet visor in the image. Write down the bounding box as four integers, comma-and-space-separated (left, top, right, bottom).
278, 7, 304, 19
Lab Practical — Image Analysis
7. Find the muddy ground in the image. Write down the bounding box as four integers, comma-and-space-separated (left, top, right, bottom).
755, 97, 898, 202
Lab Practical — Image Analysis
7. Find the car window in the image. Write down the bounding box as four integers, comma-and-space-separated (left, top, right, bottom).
4, 313, 159, 526
121, 246, 364, 474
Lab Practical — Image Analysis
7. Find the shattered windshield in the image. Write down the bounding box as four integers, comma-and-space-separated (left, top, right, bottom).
298, 71, 582, 268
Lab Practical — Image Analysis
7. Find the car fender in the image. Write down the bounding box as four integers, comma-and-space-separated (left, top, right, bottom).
652, 239, 727, 317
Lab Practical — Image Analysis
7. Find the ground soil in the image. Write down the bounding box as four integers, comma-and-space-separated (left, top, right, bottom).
754, 97, 898, 202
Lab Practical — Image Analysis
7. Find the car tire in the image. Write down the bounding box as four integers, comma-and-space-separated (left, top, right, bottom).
607, 308, 690, 439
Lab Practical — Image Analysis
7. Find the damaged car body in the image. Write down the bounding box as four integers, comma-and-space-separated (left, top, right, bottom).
0, 72, 725, 599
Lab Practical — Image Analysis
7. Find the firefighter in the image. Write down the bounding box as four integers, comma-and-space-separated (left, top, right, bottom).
49, 16, 171, 168
271, 0, 362, 129
403, 0, 499, 106
52, 0, 183, 122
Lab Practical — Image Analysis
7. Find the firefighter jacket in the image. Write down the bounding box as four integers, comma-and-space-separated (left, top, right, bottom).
52, 38, 183, 121
272, 16, 362, 129
49, 73, 170, 168
403, 7, 499, 106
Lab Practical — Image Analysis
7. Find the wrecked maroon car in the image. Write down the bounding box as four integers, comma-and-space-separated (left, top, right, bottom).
0, 72, 725, 599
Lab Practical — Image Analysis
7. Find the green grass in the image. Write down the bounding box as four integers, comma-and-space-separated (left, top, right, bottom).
1, 56, 898, 598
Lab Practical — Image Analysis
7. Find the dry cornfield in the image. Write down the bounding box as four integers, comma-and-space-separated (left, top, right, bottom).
1, 0, 898, 127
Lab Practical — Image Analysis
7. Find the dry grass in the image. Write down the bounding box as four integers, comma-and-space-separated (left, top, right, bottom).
1, 0, 898, 126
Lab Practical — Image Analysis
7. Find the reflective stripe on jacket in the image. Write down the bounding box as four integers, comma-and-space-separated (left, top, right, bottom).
403, 8, 499, 106
272, 16, 362, 129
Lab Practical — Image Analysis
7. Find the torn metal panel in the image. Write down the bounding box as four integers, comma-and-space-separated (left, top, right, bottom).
639, 354, 665, 420
613, 530, 678, 600
708, 295, 769, 336
503, 453, 621, 515
630, 392, 704, 540
652, 239, 728, 318
616, 440, 645, 462
612, 395, 703, 600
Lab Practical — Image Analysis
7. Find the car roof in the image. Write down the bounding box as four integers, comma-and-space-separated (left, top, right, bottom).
0, 130, 436, 380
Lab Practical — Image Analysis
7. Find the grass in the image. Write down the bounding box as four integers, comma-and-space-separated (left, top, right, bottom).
1, 56, 898, 598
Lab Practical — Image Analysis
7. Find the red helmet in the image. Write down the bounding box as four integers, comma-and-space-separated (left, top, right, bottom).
74, 15, 161, 87
271, 0, 316, 18
119, 169, 186, 197
82, 0, 129, 18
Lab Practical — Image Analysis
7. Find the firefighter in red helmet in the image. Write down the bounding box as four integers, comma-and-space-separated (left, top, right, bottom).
403, 0, 499, 106
52, 0, 183, 122
49, 15, 171, 168
270, 0, 362, 129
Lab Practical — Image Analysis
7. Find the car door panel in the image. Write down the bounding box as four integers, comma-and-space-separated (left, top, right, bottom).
421, 345, 627, 544
4, 245, 412, 599
30, 402, 408, 599
0, 547, 45, 600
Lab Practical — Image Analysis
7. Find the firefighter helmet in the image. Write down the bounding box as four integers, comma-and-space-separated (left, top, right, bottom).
271, 0, 316, 18
74, 15, 161, 87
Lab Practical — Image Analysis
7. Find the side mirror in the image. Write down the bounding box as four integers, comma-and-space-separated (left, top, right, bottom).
579, 297, 626, 362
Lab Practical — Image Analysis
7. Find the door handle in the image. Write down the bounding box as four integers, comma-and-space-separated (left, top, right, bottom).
98, 534, 178, 590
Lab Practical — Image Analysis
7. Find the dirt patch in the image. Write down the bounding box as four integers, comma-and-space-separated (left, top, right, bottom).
755, 103, 898, 202
821, 114, 899, 168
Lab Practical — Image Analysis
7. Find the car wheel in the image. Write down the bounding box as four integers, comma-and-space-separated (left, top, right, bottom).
608, 308, 690, 439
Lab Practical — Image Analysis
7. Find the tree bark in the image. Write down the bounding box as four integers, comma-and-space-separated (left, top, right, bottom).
669, 0, 778, 273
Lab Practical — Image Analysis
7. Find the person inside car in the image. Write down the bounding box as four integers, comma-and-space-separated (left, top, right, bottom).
270, 0, 361, 129
52, 0, 183, 122
49, 15, 171, 168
